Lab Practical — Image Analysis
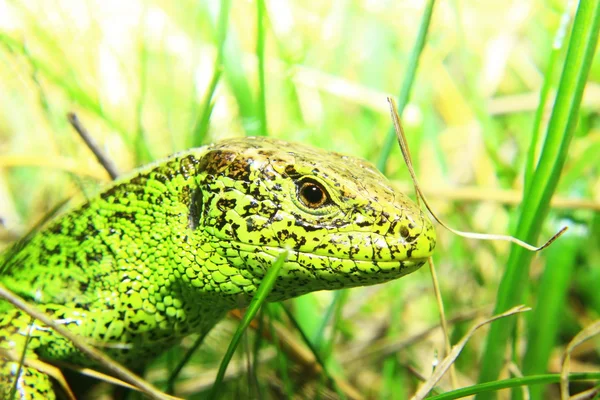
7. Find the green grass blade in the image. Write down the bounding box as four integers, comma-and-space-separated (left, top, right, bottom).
279, 304, 347, 400
574, 213, 600, 314
134, 9, 153, 164
0, 33, 129, 142
266, 304, 294, 397
428, 373, 600, 400
164, 329, 211, 394
193, 71, 222, 147
256, 0, 268, 136
192, 0, 232, 147
476, 1, 600, 395
291, 294, 321, 346
207, 250, 287, 400
376, 0, 436, 172
8, 318, 35, 400
521, 232, 579, 400
320, 290, 347, 361
222, 34, 258, 137
194, 0, 258, 140
250, 311, 265, 398
312, 290, 344, 351
523, 3, 572, 194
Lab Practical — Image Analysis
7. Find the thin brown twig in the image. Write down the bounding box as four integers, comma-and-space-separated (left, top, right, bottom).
67, 112, 120, 180
386, 97, 568, 252
410, 305, 531, 400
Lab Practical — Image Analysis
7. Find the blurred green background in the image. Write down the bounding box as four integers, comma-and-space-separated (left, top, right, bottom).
0, 0, 598, 399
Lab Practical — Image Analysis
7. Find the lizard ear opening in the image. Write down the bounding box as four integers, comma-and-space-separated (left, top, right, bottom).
188, 188, 203, 230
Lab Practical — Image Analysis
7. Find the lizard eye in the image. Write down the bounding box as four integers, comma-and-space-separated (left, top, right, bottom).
297, 179, 330, 209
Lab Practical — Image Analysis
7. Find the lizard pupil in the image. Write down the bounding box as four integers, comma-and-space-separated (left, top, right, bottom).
298, 180, 328, 208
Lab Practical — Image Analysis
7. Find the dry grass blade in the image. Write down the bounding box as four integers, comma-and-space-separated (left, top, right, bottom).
560, 320, 600, 400
1, 348, 76, 400
569, 386, 600, 400
3, 348, 186, 400
51, 360, 186, 399
410, 305, 531, 400
0, 283, 174, 400
426, 256, 457, 389
386, 97, 568, 252
508, 362, 530, 400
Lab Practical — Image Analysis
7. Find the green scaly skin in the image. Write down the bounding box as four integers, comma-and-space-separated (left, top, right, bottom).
0, 137, 436, 399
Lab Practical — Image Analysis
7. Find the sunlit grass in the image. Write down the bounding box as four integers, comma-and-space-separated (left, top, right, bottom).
0, 0, 598, 399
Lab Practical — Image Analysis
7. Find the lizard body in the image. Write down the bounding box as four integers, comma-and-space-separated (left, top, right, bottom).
0, 136, 436, 399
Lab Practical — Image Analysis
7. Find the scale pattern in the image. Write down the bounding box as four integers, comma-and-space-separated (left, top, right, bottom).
0, 136, 436, 399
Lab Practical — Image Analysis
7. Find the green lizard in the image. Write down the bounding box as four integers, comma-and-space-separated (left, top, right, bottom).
0, 136, 436, 399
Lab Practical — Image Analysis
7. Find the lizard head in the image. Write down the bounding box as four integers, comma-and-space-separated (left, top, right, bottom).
190, 136, 436, 304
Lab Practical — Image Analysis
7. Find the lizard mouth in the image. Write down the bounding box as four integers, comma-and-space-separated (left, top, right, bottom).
223, 241, 430, 266
261, 246, 429, 284
210, 236, 432, 296
225, 240, 429, 270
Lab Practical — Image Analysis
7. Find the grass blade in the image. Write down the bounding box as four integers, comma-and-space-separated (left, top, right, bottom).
223, 32, 258, 137
312, 290, 345, 352
192, 0, 232, 146
279, 304, 348, 400
164, 330, 211, 394
265, 304, 294, 397
0, 33, 128, 141
207, 250, 288, 400
8, 317, 35, 400
523, 2, 573, 194
134, 10, 153, 164
522, 232, 580, 400
256, 0, 268, 136
0, 284, 171, 400
560, 320, 600, 399
476, 0, 600, 395
426, 373, 600, 400
411, 305, 530, 400
376, 0, 436, 172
